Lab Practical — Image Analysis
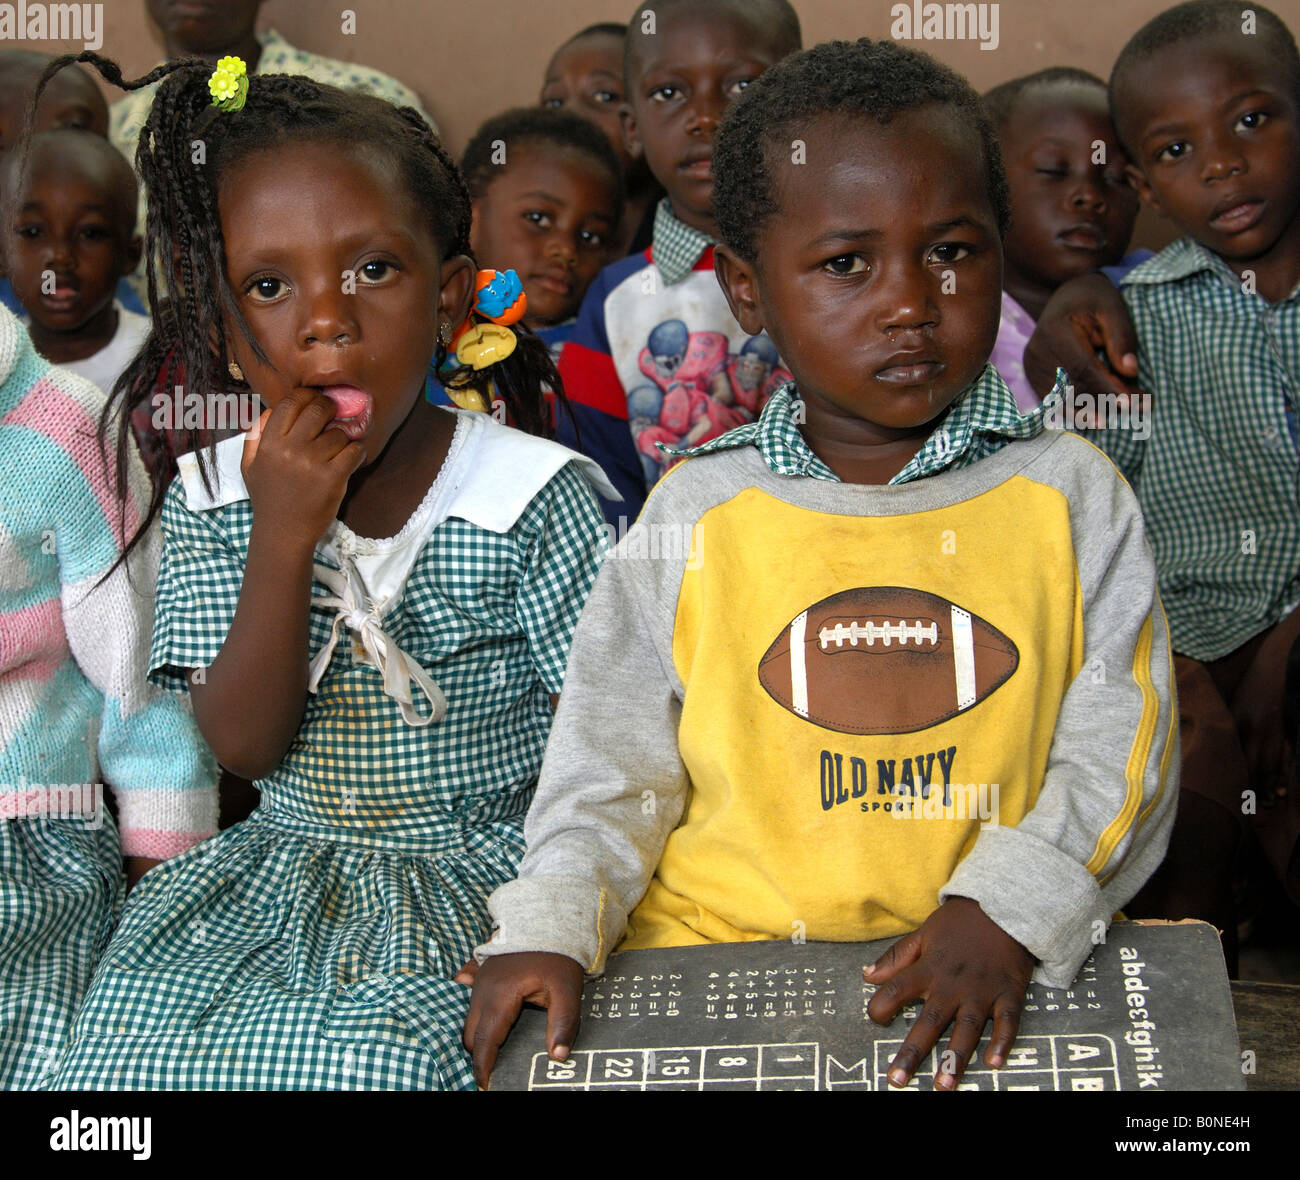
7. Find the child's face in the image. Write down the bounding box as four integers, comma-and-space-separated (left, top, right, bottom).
4, 148, 138, 336
999, 85, 1138, 291
1117, 34, 1300, 272
470, 145, 617, 327
146, 0, 261, 54
717, 109, 1002, 447
0, 67, 108, 153
622, 8, 789, 237
541, 32, 632, 171
218, 141, 472, 457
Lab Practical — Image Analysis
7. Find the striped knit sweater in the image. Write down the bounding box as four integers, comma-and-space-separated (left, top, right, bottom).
0, 304, 217, 856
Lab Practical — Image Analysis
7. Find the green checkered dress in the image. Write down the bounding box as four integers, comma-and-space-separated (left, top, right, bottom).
0, 815, 122, 1089
51, 424, 607, 1091
1078, 238, 1300, 661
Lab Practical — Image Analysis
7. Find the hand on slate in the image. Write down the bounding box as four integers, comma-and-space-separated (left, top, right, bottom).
864, 896, 1035, 1090
460, 951, 586, 1090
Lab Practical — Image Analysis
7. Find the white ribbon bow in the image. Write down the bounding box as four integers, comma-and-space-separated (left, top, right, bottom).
307, 559, 447, 727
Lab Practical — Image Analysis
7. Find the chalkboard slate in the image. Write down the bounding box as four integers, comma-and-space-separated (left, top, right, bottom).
488, 920, 1243, 1091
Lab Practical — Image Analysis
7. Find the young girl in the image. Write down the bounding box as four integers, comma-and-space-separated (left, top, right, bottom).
40, 54, 611, 1090
0, 297, 216, 1088
426, 106, 623, 412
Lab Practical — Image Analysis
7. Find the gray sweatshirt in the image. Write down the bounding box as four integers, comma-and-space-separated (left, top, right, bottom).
477, 427, 1178, 989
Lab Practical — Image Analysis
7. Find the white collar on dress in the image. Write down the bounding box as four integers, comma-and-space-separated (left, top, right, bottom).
176, 410, 618, 728
176, 407, 619, 530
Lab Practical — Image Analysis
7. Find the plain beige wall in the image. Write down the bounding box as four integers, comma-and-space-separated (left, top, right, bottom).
39, 0, 1300, 249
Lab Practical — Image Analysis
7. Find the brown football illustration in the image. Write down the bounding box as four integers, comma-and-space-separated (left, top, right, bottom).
757, 587, 1018, 734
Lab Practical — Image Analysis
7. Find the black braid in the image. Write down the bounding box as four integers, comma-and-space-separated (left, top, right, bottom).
22, 53, 573, 582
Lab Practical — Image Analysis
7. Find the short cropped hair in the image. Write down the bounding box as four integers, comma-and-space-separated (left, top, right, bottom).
713, 38, 1010, 263
623, 0, 801, 90
1110, 0, 1300, 137
561, 22, 628, 46
983, 67, 1107, 132
460, 105, 625, 223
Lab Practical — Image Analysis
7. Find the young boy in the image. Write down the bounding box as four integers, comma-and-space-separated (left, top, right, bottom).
1072, 0, 1300, 963
2, 129, 146, 395
425, 107, 623, 414
0, 49, 106, 153
555, 0, 801, 526
540, 22, 663, 257
0, 51, 144, 319
983, 68, 1144, 410
463, 39, 1177, 1091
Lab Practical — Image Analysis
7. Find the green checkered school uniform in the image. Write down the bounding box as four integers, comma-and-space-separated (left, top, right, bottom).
0, 816, 123, 1089
52, 411, 609, 1090
1076, 238, 1300, 661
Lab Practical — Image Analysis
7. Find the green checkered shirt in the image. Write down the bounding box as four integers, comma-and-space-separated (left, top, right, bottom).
1079, 238, 1300, 661
652, 199, 718, 286
670, 363, 1054, 485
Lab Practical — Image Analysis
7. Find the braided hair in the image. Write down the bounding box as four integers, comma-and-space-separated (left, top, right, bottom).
24, 52, 571, 569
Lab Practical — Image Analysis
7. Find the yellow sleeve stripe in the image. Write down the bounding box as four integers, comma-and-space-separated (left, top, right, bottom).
589, 887, 609, 974
1135, 599, 1178, 832
1101, 697, 1177, 888
1087, 615, 1158, 876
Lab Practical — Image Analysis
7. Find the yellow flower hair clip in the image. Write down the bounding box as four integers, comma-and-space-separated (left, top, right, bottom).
208, 56, 248, 112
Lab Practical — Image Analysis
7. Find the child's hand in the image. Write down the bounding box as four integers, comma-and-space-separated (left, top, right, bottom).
460, 951, 586, 1090
1023, 272, 1145, 405
241, 391, 366, 547
864, 896, 1034, 1091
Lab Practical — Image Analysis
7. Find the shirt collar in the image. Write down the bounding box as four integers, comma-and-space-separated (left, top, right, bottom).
255, 29, 292, 72
651, 198, 717, 285
148, 30, 289, 81
176, 410, 618, 528
1121, 236, 1230, 286
669, 365, 1055, 485
891, 363, 1051, 484
1122, 235, 1300, 301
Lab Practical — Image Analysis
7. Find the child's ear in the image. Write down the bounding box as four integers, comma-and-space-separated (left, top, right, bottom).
124, 232, 143, 276
619, 103, 643, 160
439, 254, 476, 329
1124, 162, 1163, 217
713, 244, 765, 336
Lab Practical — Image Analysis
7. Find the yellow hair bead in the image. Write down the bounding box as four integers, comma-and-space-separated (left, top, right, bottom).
208, 56, 249, 112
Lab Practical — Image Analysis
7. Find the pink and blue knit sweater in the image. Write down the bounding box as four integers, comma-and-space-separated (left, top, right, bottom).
0, 305, 217, 856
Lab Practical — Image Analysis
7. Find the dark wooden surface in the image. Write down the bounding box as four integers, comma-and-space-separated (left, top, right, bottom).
1232, 981, 1300, 1091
